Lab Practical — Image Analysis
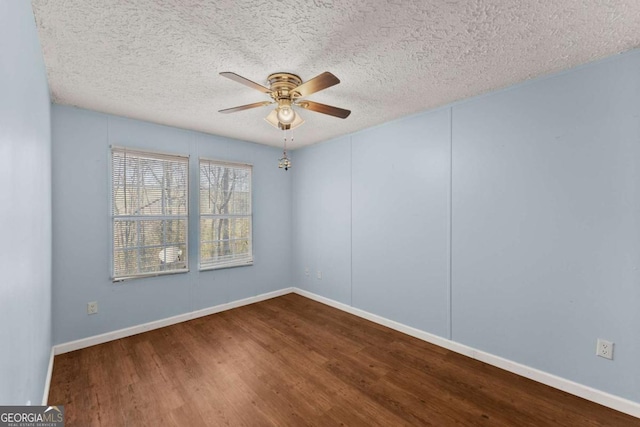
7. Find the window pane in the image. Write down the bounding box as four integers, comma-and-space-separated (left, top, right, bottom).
113, 218, 187, 277
114, 249, 137, 277
200, 218, 250, 242
112, 151, 188, 217
114, 244, 187, 278
113, 220, 137, 250
199, 162, 251, 215
113, 220, 187, 277
200, 239, 251, 269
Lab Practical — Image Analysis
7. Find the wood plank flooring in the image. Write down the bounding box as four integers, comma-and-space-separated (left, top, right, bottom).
49, 294, 639, 426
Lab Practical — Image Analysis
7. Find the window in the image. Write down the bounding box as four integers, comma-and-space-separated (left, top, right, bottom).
199, 159, 252, 270
111, 147, 189, 280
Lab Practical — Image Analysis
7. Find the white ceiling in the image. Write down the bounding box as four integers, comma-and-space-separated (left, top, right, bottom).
32, 0, 640, 148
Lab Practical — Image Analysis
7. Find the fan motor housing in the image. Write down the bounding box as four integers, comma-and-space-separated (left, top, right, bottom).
268, 73, 302, 100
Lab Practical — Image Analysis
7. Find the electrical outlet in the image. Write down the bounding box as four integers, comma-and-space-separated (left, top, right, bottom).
87, 301, 98, 315
305, 267, 310, 276
596, 338, 613, 360
317, 270, 322, 280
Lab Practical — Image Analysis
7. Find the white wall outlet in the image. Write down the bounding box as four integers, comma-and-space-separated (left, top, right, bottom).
87, 301, 98, 315
317, 270, 322, 280
305, 267, 310, 276
596, 338, 614, 360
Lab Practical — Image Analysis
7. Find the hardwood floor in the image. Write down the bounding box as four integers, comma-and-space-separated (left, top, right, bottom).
49, 294, 639, 426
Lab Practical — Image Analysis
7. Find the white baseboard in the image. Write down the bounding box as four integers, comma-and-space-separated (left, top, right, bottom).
42, 347, 54, 405
292, 288, 640, 419
53, 287, 294, 355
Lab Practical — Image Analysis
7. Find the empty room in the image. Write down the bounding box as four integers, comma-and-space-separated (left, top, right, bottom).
2, 0, 640, 425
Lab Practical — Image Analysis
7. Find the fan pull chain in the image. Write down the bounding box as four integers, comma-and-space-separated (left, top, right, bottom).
278, 129, 292, 171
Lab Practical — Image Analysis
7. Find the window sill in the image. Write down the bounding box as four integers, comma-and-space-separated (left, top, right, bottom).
199, 262, 253, 272
112, 268, 189, 283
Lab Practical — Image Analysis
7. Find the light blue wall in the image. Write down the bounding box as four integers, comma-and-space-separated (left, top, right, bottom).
0, 1, 52, 404
351, 111, 451, 336
452, 50, 640, 402
52, 105, 292, 344
291, 49, 640, 402
292, 137, 352, 304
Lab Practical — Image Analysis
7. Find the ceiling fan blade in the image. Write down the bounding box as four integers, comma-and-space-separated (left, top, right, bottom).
291, 72, 340, 98
297, 100, 351, 119
219, 101, 273, 114
264, 108, 305, 130
220, 72, 271, 93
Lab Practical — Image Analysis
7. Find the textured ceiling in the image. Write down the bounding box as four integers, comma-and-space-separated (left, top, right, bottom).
32, 0, 640, 148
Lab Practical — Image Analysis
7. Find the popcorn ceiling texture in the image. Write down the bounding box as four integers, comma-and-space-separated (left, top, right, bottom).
31, 0, 640, 148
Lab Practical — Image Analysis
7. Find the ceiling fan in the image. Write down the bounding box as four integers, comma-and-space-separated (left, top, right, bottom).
218, 71, 351, 130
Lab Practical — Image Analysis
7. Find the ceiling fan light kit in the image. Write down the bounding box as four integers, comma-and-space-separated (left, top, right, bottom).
219, 71, 351, 169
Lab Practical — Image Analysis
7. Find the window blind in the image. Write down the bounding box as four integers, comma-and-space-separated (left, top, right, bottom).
199, 159, 253, 270
111, 147, 189, 280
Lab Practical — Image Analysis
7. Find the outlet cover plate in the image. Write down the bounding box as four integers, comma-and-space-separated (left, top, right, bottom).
87, 301, 98, 315
596, 338, 614, 360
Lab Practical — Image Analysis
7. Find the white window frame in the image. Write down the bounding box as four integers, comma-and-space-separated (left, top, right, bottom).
110, 146, 190, 281
199, 158, 253, 271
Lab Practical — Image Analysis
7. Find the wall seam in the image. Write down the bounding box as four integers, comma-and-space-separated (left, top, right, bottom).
190, 133, 196, 313
291, 147, 296, 289
350, 136, 354, 307
106, 115, 112, 301
448, 107, 453, 340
